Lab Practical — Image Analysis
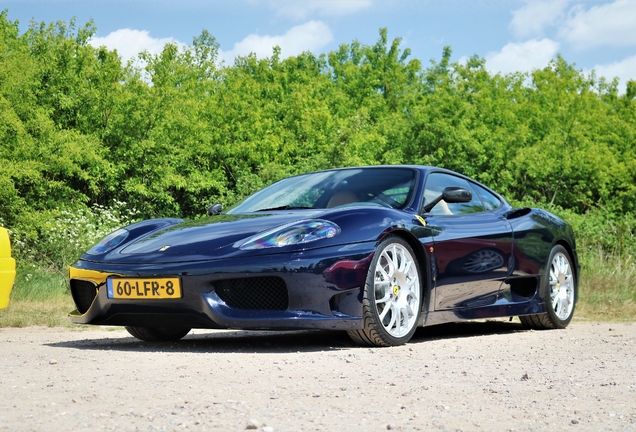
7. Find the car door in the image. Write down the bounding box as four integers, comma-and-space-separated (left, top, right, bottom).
421, 173, 513, 310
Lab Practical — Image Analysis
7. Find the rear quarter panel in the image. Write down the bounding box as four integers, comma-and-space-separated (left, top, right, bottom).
507, 209, 578, 278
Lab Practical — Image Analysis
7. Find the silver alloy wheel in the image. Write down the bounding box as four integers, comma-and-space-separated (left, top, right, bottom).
463, 249, 505, 273
373, 243, 420, 338
518, 245, 576, 330
549, 252, 575, 320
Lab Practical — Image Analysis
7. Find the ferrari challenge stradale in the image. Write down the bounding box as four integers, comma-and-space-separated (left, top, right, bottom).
69, 166, 579, 346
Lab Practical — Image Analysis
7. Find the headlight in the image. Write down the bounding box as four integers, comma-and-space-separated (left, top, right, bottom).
237, 219, 341, 250
85, 228, 129, 255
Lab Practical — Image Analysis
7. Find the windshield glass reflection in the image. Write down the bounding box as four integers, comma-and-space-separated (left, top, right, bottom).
228, 168, 417, 213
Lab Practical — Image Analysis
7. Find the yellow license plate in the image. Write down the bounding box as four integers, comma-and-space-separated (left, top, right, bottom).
106, 277, 181, 299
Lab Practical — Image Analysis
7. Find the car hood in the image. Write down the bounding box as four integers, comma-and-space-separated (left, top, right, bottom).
119, 212, 323, 257
80, 205, 416, 265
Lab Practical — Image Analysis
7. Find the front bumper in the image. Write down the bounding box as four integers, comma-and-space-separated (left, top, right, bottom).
69, 242, 375, 330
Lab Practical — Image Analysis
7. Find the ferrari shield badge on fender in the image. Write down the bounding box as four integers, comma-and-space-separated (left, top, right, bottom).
158, 245, 171, 252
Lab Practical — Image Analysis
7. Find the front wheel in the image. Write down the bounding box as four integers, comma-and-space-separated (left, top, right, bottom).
125, 326, 191, 342
519, 245, 577, 329
347, 236, 423, 347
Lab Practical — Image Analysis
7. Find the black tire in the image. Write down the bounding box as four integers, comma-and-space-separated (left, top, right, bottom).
519, 245, 577, 329
347, 236, 423, 347
125, 326, 191, 342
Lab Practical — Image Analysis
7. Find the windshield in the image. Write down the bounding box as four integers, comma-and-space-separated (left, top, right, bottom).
228, 167, 417, 213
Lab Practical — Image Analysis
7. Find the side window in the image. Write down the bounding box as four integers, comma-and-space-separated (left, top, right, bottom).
423, 173, 485, 215
472, 183, 501, 211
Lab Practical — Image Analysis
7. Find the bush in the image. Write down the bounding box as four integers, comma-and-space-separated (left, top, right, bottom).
11, 200, 140, 276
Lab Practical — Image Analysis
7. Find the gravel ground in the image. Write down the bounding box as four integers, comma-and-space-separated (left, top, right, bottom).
0, 321, 635, 431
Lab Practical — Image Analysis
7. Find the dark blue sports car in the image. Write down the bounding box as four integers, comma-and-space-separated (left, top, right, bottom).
69, 166, 579, 346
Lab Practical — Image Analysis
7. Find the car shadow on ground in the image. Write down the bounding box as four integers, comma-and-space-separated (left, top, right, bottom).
46, 320, 528, 354
412, 319, 527, 343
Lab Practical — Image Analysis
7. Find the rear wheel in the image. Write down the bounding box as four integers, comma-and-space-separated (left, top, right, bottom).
348, 236, 423, 347
519, 245, 576, 329
125, 326, 191, 342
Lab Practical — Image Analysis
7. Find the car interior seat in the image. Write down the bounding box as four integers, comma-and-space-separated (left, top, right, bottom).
327, 191, 359, 208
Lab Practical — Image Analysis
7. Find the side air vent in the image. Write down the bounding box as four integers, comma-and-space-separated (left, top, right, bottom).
214, 277, 289, 310
70, 279, 98, 314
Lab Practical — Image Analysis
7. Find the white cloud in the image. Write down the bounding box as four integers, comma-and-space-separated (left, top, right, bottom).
89, 29, 185, 64
559, 0, 636, 49
509, 0, 571, 38
486, 38, 560, 75
592, 55, 636, 92
90, 21, 334, 67
219, 20, 334, 62
266, 0, 372, 20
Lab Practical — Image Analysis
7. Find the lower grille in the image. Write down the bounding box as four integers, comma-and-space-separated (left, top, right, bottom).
214, 277, 288, 310
70, 279, 98, 314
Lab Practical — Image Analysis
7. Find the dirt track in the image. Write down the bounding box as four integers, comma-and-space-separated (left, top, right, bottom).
0, 321, 635, 431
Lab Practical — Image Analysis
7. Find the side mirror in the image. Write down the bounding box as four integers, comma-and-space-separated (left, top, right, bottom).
442, 187, 472, 203
423, 187, 472, 213
207, 203, 223, 216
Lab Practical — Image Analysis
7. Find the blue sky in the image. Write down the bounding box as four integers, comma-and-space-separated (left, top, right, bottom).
4, 0, 636, 90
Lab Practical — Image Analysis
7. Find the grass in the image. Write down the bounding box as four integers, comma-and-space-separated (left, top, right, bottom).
1, 249, 634, 328
0, 297, 74, 327
0, 269, 74, 327
576, 250, 635, 321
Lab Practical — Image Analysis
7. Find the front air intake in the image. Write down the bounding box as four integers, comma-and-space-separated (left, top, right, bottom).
70, 279, 98, 314
214, 277, 289, 310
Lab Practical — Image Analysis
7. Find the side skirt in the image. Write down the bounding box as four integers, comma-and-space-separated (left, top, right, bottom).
424, 300, 546, 326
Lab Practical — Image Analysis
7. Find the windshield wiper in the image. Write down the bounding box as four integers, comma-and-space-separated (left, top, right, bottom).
255, 205, 314, 212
